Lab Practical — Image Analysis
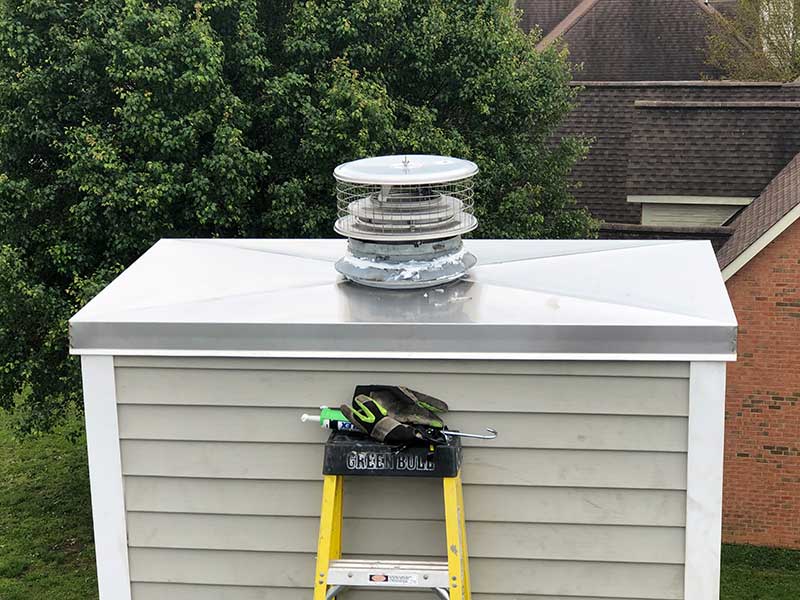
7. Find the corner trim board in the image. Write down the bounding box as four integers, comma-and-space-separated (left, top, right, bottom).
684, 361, 726, 600
81, 355, 132, 600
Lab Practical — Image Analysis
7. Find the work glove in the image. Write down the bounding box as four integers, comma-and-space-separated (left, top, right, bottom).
340, 395, 441, 445
352, 385, 448, 428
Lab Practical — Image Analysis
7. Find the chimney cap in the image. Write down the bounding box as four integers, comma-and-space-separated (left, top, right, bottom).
334, 154, 478, 186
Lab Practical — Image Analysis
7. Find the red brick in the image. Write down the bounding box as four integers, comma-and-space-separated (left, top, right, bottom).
723, 218, 800, 549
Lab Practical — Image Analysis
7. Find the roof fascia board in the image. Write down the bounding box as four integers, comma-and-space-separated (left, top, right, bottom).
721, 202, 800, 280
536, 0, 600, 50
628, 196, 754, 206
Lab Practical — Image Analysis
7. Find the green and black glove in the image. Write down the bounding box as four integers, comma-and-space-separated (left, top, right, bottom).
340, 395, 431, 445
340, 385, 450, 445
352, 385, 448, 427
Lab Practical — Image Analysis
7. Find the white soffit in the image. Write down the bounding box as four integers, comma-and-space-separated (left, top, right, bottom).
69, 239, 737, 359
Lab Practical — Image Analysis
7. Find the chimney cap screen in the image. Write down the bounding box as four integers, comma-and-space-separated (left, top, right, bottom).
334, 155, 478, 243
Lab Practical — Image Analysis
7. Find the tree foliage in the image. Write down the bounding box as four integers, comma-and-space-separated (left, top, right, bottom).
0, 0, 596, 433
708, 0, 800, 81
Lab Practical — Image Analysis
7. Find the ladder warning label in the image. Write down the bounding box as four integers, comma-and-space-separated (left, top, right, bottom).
370, 573, 419, 586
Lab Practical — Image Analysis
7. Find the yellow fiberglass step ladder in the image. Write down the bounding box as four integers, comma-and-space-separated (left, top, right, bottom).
313, 431, 471, 600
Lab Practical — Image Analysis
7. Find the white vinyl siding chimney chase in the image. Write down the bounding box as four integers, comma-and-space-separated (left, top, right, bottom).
71, 239, 735, 600
117, 357, 690, 600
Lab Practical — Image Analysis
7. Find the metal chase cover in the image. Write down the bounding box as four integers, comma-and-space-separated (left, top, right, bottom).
69, 239, 737, 360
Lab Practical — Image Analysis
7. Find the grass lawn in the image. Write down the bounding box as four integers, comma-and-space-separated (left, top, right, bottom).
0, 410, 798, 599
0, 411, 97, 599
721, 544, 800, 600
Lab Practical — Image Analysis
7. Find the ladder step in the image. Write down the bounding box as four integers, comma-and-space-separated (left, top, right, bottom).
327, 559, 450, 588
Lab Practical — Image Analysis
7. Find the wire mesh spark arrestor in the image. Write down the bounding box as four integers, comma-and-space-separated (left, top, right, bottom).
334, 154, 479, 289
314, 432, 471, 600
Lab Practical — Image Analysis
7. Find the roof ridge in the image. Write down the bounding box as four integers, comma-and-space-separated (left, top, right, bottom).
536, 0, 601, 50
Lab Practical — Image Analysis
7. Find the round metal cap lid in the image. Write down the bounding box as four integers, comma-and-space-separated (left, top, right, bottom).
334, 154, 478, 185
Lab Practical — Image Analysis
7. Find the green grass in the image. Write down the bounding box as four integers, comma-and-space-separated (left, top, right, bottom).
0, 411, 798, 599
721, 544, 800, 600
0, 411, 97, 599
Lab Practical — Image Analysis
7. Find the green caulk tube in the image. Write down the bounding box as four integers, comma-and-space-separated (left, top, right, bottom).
301, 406, 360, 432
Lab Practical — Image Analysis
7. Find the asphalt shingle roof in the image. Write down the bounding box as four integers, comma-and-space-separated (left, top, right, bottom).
517, 0, 582, 36
717, 152, 800, 269
557, 82, 800, 224
627, 101, 800, 198
533, 0, 724, 81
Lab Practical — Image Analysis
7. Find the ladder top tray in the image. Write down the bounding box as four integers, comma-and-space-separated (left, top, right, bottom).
322, 431, 462, 478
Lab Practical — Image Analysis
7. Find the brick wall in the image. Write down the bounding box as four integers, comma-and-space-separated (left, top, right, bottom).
723, 218, 800, 548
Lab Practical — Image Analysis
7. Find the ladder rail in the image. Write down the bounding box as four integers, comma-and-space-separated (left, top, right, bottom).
443, 475, 466, 600
314, 471, 471, 599
456, 472, 472, 599
313, 475, 344, 600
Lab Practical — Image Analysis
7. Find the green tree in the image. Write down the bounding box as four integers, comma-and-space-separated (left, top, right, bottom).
0, 0, 596, 433
708, 0, 800, 81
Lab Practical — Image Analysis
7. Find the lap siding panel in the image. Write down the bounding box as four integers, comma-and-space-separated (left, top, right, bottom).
115, 358, 690, 600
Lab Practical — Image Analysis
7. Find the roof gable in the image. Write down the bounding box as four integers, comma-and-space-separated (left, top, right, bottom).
535, 0, 723, 81
717, 152, 800, 275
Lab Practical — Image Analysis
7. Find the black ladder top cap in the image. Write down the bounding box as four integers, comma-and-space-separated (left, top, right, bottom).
323, 430, 462, 478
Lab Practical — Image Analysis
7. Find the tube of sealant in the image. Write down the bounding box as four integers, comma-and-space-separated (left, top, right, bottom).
301, 406, 360, 432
